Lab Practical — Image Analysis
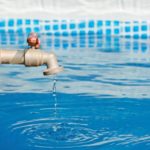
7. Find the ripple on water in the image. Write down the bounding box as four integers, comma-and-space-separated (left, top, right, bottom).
10, 118, 102, 149
9, 117, 150, 149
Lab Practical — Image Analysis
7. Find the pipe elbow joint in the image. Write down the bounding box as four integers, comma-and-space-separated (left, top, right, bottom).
43, 52, 63, 76
24, 49, 63, 75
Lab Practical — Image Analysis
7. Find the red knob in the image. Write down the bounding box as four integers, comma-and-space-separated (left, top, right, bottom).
27, 32, 40, 49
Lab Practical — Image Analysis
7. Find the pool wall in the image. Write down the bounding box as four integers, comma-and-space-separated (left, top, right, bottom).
0, 0, 150, 20
0, 0, 150, 49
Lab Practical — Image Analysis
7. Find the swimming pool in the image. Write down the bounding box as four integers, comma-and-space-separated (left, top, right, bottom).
0, 31, 150, 150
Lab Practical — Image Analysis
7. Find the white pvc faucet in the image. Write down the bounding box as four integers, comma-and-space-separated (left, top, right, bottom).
0, 48, 63, 75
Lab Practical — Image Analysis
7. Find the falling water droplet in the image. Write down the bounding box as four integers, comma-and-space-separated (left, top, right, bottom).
51, 76, 59, 132
52, 76, 58, 119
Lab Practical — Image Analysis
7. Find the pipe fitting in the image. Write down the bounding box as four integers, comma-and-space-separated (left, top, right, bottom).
0, 49, 63, 76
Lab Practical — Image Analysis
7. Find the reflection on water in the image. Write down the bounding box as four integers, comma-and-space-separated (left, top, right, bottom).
0, 35, 150, 150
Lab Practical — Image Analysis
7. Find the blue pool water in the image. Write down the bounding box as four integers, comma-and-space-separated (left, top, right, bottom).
0, 34, 150, 150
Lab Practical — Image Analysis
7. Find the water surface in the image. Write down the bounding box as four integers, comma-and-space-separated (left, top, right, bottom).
0, 35, 150, 150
